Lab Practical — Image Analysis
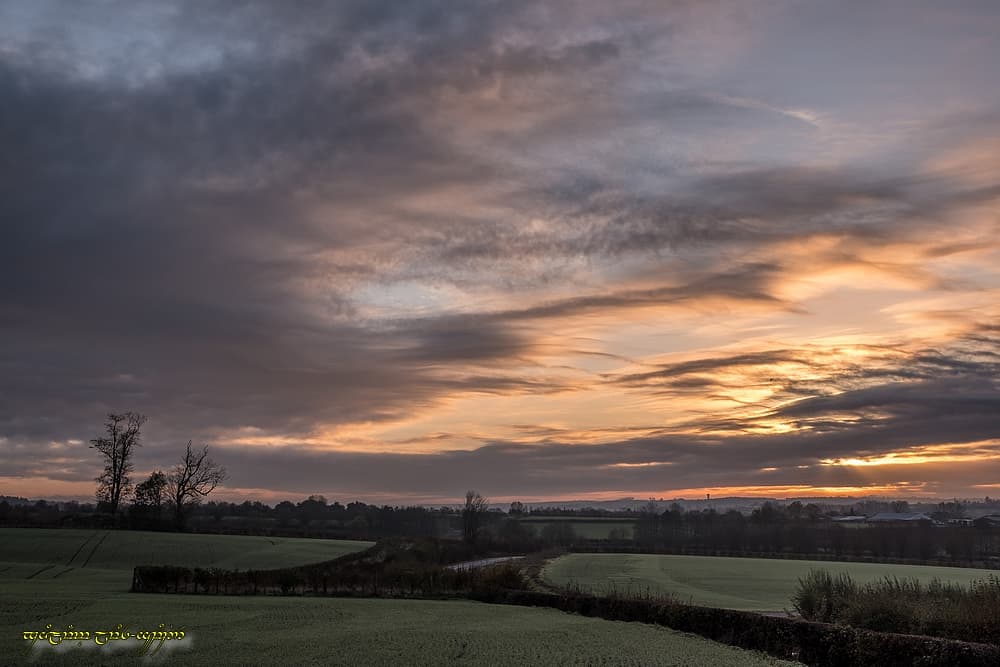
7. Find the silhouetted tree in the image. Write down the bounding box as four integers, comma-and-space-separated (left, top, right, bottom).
496, 517, 537, 550
167, 441, 227, 528
131, 470, 167, 527
134, 471, 167, 509
751, 501, 783, 524
541, 521, 577, 546
462, 490, 488, 544
636, 498, 661, 546
298, 495, 329, 525
90, 412, 146, 518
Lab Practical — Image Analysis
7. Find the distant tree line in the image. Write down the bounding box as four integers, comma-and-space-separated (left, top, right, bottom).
0, 493, 462, 540
0, 490, 572, 551
627, 502, 1000, 567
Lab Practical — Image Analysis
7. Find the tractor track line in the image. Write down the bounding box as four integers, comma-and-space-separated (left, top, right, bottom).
81, 532, 110, 568
26, 564, 55, 579
52, 567, 75, 579
66, 530, 99, 566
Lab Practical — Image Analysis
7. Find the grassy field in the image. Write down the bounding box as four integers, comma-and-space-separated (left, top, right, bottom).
0, 528, 798, 666
543, 553, 1000, 612
0, 527, 370, 571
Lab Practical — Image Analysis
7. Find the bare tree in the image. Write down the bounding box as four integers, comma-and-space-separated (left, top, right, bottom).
462, 490, 489, 544
90, 412, 146, 518
167, 441, 227, 528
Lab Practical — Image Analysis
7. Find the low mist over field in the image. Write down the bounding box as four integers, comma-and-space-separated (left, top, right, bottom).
2, 1, 999, 505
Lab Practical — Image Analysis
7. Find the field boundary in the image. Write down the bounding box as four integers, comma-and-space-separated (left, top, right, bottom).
474, 589, 1000, 667
568, 543, 1000, 570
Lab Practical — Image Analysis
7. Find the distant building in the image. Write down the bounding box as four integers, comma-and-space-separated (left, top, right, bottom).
865, 512, 934, 524
832, 515, 867, 523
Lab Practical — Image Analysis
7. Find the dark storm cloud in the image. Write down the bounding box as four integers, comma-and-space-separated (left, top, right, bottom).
0, 1, 600, 450
606, 335, 1000, 470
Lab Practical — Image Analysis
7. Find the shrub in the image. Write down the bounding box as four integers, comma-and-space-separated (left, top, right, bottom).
792, 570, 1000, 645
792, 569, 856, 623
473, 563, 527, 593
278, 569, 302, 595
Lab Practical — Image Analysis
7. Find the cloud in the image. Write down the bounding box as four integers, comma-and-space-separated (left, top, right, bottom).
1, 1, 999, 501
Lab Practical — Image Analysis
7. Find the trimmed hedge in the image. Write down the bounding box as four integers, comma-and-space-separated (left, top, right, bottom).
471, 590, 1000, 667
132, 538, 526, 597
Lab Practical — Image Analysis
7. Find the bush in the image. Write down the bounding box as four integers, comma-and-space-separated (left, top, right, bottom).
278, 570, 302, 595
841, 594, 913, 634
792, 569, 856, 623
793, 570, 1000, 645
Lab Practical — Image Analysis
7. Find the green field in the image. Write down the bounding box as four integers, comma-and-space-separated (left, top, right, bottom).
0, 528, 798, 666
543, 553, 1000, 612
0, 527, 372, 572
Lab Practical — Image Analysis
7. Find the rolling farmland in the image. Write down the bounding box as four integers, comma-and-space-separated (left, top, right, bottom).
0, 528, 371, 572
1, 528, 799, 666
542, 553, 1000, 611
3, 596, 799, 666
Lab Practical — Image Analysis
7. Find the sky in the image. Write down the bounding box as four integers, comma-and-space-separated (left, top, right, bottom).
1, 1, 999, 505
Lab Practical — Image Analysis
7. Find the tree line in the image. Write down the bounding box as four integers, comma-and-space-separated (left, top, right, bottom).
630, 502, 1000, 567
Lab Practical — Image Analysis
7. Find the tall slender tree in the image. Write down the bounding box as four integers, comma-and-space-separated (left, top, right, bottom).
462, 490, 489, 544
90, 412, 146, 518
